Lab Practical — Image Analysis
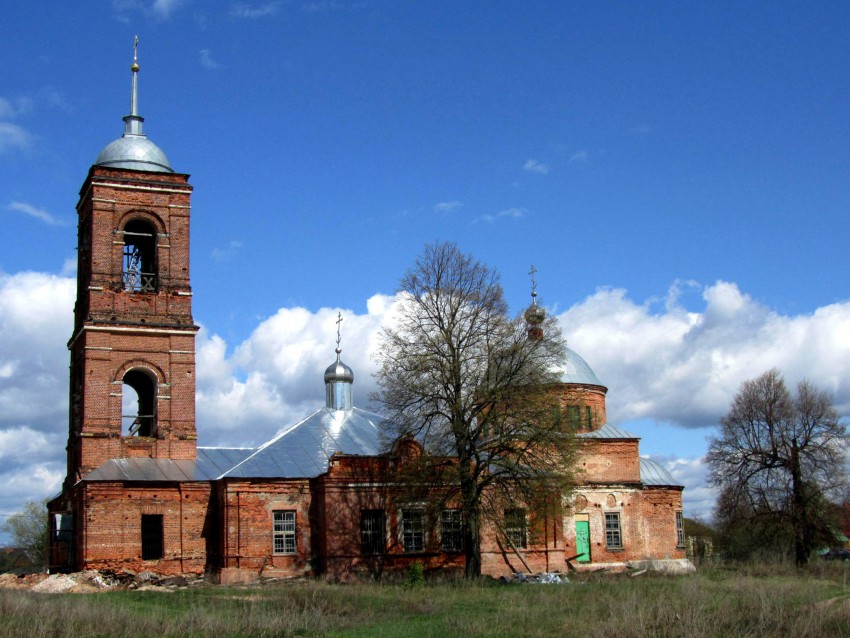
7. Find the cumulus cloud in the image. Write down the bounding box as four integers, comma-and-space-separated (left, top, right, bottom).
2, 269, 849, 531
523, 158, 549, 175
8, 201, 66, 226
557, 281, 850, 427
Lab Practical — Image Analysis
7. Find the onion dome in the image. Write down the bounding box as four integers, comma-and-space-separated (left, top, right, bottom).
325, 312, 354, 410
525, 264, 546, 339
94, 37, 173, 173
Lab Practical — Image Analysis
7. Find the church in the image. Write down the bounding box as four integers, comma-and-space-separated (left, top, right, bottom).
47, 48, 689, 582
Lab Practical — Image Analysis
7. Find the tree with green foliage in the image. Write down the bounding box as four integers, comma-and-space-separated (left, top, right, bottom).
1, 500, 48, 570
373, 242, 576, 578
706, 369, 848, 565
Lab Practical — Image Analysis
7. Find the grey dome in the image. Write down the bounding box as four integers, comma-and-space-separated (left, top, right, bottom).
324, 357, 354, 384
561, 347, 605, 387
95, 131, 173, 173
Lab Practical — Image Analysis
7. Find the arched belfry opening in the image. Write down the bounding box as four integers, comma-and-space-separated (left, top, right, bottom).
122, 368, 157, 437
122, 218, 157, 292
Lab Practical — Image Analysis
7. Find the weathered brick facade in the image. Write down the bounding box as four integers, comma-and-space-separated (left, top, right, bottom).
47, 69, 687, 579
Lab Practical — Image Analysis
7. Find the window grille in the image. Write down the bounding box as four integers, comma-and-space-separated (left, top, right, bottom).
360, 509, 385, 555
400, 509, 425, 553
440, 509, 463, 552
676, 511, 685, 547
504, 508, 527, 549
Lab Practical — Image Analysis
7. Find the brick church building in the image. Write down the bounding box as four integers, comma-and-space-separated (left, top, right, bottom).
48, 49, 689, 581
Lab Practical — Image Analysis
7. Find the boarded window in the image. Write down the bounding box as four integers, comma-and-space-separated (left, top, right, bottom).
605, 512, 622, 549
400, 509, 425, 553
273, 510, 296, 555
676, 511, 685, 547
440, 509, 463, 552
504, 508, 527, 549
360, 509, 385, 555
141, 514, 163, 560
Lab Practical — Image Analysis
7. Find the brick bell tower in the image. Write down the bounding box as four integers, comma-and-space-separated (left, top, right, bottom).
66, 40, 198, 483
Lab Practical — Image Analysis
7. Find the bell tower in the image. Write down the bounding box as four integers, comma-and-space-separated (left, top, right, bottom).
66, 39, 198, 482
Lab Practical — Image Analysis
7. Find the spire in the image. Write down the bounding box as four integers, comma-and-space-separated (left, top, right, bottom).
324, 312, 354, 410
124, 35, 144, 137
524, 264, 546, 340
94, 35, 173, 172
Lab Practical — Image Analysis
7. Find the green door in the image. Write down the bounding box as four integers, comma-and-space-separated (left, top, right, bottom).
575, 521, 590, 563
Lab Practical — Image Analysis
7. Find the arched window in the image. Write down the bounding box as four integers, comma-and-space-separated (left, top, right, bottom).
122, 219, 157, 292
122, 369, 157, 437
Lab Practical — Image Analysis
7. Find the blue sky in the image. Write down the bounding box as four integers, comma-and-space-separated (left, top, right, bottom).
1, 1, 849, 540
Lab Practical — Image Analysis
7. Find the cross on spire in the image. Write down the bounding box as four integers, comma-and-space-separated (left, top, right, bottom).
335, 312, 343, 355
529, 264, 538, 304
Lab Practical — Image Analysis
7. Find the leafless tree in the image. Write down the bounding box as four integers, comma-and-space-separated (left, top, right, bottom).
373, 242, 576, 578
706, 369, 848, 565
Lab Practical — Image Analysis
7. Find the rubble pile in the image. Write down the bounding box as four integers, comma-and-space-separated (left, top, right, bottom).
0, 569, 204, 594
500, 572, 569, 584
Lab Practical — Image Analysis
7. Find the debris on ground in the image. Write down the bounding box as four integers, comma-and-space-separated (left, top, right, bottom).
0, 569, 206, 593
500, 571, 569, 584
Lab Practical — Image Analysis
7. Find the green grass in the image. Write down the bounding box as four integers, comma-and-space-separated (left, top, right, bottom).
1, 563, 849, 637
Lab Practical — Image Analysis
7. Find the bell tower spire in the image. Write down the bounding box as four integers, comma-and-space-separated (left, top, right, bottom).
65, 37, 197, 482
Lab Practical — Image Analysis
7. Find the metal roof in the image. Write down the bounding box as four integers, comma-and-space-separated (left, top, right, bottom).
561, 348, 605, 387
639, 457, 680, 486
222, 406, 385, 479
83, 457, 217, 482
577, 422, 639, 439
95, 135, 173, 173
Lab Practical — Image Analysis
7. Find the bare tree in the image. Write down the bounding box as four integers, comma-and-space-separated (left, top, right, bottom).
373, 242, 575, 578
706, 369, 848, 565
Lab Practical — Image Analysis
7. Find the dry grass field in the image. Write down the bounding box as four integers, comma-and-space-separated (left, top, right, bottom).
1, 562, 849, 637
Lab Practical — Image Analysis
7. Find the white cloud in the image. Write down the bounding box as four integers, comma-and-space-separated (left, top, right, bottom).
569, 150, 588, 163
0, 122, 32, 152
2, 269, 849, 537
200, 49, 220, 70
152, 0, 183, 18
433, 201, 463, 213
557, 281, 850, 427
230, 1, 283, 18
8, 201, 65, 226
523, 158, 549, 175
478, 207, 527, 223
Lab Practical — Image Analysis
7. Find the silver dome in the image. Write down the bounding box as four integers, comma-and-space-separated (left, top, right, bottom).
561, 347, 605, 387
95, 131, 173, 173
324, 357, 354, 384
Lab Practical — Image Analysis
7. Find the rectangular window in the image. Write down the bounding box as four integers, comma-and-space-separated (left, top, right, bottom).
440, 509, 463, 553
504, 508, 527, 549
605, 512, 622, 549
141, 514, 163, 560
585, 405, 593, 428
273, 510, 297, 555
568, 405, 581, 429
360, 509, 386, 555
400, 509, 425, 553
676, 511, 685, 547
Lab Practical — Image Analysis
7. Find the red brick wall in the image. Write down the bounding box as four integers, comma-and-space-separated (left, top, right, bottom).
578, 439, 641, 483
76, 481, 213, 574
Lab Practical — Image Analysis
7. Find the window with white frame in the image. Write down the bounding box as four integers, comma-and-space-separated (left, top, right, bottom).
400, 508, 425, 553
273, 510, 296, 555
605, 512, 622, 549
440, 509, 463, 552
504, 508, 527, 549
676, 511, 685, 547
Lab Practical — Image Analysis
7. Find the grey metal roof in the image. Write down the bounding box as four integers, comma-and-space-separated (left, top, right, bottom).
222, 406, 385, 479
83, 457, 217, 482
95, 134, 173, 173
639, 457, 680, 486
561, 348, 605, 387
577, 422, 639, 439
197, 447, 254, 478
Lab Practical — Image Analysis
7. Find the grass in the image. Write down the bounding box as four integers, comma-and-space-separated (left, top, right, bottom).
1, 563, 849, 637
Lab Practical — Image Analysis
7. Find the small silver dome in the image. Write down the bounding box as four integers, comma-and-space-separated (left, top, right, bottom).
524, 303, 546, 325
324, 357, 354, 384
95, 132, 173, 173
